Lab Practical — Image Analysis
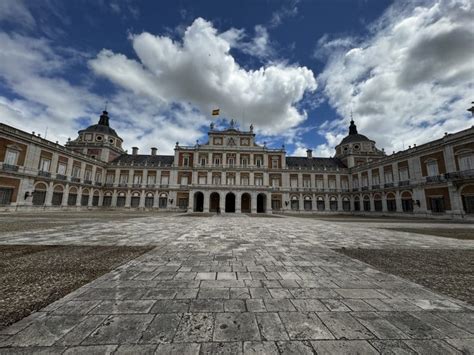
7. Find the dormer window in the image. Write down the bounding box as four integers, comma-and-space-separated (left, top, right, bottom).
109, 138, 114, 144
354, 144, 360, 151
96, 135, 103, 141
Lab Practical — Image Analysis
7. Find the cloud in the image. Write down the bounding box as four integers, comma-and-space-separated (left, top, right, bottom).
317, 0, 474, 154
269, 0, 299, 28
89, 18, 317, 136
0, 0, 36, 29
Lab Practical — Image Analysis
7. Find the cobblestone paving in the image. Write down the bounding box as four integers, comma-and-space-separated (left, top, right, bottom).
0, 215, 473, 354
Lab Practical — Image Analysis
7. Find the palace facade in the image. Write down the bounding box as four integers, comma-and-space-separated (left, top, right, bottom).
1, 105, 474, 218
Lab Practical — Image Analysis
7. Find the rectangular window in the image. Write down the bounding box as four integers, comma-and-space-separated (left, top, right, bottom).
290, 178, 298, 187
4, 150, 18, 165
181, 176, 188, 185
106, 174, 114, 183
95, 172, 102, 183
256, 159, 262, 167
228, 158, 235, 167
459, 154, 473, 171
57, 163, 67, 175
272, 178, 279, 187
341, 180, 349, 189
255, 177, 263, 186
241, 177, 249, 186
241, 158, 248, 167
40, 158, 51, 172
272, 158, 278, 169
133, 175, 142, 184
352, 178, 359, 188
214, 158, 221, 166
329, 179, 336, 189
361, 176, 368, 187
303, 179, 311, 188
226, 176, 235, 185
384, 171, 393, 183
161, 175, 169, 185
183, 156, 189, 167
120, 175, 128, 183
426, 161, 438, 176
198, 176, 207, 185
372, 174, 380, 185
399, 167, 409, 181
212, 175, 221, 185
72, 166, 81, 178
84, 170, 92, 181
147, 175, 156, 185
316, 179, 324, 189
200, 158, 206, 166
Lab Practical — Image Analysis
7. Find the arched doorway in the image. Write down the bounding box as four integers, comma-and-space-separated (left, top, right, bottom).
241, 193, 251, 213
401, 191, 414, 212
225, 192, 235, 213
461, 185, 474, 214
194, 191, 204, 212
210, 192, 220, 212
257, 193, 266, 213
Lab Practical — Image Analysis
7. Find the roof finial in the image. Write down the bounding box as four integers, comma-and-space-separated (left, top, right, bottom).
468, 101, 474, 117
104, 100, 108, 112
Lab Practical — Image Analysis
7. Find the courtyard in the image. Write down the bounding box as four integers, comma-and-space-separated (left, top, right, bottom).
0, 212, 473, 354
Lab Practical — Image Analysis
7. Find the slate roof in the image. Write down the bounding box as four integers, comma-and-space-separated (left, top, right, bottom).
285, 157, 346, 169
79, 124, 120, 138
111, 154, 174, 166
340, 133, 371, 145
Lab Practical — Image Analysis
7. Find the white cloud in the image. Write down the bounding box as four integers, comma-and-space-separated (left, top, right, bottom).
89, 18, 317, 137
0, 0, 36, 29
317, 0, 474, 154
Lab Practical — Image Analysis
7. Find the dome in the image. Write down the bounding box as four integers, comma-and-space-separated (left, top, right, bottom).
338, 119, 372, 145
340, 133, 371, 144
79, 111, 121, 139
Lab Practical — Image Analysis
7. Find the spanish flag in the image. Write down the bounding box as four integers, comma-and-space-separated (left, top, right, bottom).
212, 109, 220, 116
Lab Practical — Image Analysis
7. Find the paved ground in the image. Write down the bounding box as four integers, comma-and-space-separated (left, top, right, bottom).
0, 214, 473, 354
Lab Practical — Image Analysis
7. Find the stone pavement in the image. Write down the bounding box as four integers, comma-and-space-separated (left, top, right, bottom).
0, 215, 473, 354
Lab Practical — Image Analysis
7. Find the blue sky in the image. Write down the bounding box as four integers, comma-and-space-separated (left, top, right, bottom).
0, 0, 472, 156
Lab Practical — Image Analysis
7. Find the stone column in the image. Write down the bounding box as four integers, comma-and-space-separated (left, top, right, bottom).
139, 190, 146, 208
220, 192, 226, 213
76, 186, 82, 207
236, 192, 241, 213
188, 190, 194, 212
251, 191, 257, 213
125, 190, 131, 208
266, 192, 272, 214
61, 183, 69, 207
112, 190, 118, 207
299, 194, 304, 212
203, 190, 210, 213
395, 190, 403, 212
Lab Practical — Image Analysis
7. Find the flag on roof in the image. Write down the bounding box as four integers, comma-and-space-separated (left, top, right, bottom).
212, 109, 220, 116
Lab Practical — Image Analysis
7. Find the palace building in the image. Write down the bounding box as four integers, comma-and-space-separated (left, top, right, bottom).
1, 104, 474, 218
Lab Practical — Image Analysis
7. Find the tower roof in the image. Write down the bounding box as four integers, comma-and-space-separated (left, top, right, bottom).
79, 110, 121, 139
339, 118, 371, 144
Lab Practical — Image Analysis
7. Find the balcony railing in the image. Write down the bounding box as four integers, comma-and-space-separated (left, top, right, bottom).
399, 180, 410, 187
371, 184, 380, 190
2, 164, 19, 172
38, 171, 51, 178
118, 183, 128, 187
71, 177, 81, 183
104, 183, 114, 187
84, 180, 92, 185
352, 187, 359, 192
384, 182, 394, 188
132, 184, 141, 188
361, 186, 369, 191
445, 169, 474, 180
56, 174, 67, 181
426, 175, 445, 183
95, 182, 103, 186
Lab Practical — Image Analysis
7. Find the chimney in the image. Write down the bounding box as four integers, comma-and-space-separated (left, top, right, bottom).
132, 147, 139, 155
151, 147, 157, 156
306, 149, 313, 158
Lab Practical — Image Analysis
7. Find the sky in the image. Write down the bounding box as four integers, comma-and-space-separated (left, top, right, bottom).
0, 0, 473, 156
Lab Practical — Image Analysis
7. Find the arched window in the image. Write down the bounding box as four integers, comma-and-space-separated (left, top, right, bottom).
342, 197, 350, 211
316, 196, 325, 211
329, 196, 338, 211
291, 195, 299, 210
401, 191, 413, 212
354, 196, 360, 211
131, 192, 140, 208
145, 192, 154, 208
386, 193, 396, 212
374, 194, 382, 211
103, 191, 112, 207
304, 196, 312, 211
363, 195, 370, 211
52, 185, 64, 206
159, 193, 168, 208
117, 192, 126, 207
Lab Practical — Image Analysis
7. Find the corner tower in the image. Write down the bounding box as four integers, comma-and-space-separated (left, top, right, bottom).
66, 110, 124, 162
334, 118, 384, 168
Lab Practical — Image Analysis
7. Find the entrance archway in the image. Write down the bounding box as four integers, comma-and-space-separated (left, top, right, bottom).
210, 192, 220, 212
257, 193, 266, 213
241, 193, 251, 213
194, 191, 204, 212
225, 192, 236, 213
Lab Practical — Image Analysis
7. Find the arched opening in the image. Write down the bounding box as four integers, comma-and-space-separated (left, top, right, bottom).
316, 196, 325, 211
103, 192, 112, 207
81, 188, 89, 206
342, 196, 350, 211
52, 185, 64, 206
330, 196, 338, 211
304, 196, 312, 211
241, 193, 251, 213
32, 182, 47, 206
210, 192, 220, 212
117, 192, 126, 207
401, 191, 413, 212
225, 192, 236, 213
131, 192, 140, 208
290, 195, 299, 210
257, 193, 266, 213
461, 185, 474, 214
194, 191, 204, 212
68, 186, 77, 206
363, 195, 370, 211
374, 194, 382, 211
92, 190, 100, 206
145, 192, 154, 208
159, 193, 168, 209
354, 196, 360, 211
386, 192, 396, 212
